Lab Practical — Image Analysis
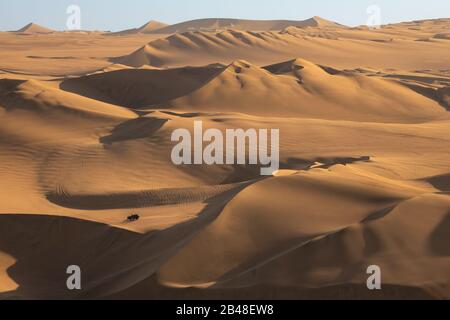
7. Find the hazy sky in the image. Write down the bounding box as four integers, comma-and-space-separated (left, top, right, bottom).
0, 0, 448, 31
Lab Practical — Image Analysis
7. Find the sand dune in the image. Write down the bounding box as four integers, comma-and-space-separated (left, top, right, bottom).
15, 23, 54, 34
111, 21, 169, 35
0, 78, 136, 120
113, 19, 450, 71
60, 65, 224, 107
1, 97, 449, 299
163, 59, 446, 122
61, 59, 447, 122
145, 16, 346, 34
158, 167, 448, 289
0, 17, 450, 300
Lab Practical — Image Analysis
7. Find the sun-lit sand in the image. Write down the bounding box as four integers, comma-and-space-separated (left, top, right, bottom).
0, 17, 449, 299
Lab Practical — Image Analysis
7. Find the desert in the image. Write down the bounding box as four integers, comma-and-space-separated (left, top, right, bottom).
0, 10, 450, 300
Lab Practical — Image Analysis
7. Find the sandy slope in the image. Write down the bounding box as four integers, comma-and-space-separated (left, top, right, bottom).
15, 23, 54, 34
61, 59, 446, 122
0, 18, 450, 299
114, 19, 450, 71
0, 32, 168, 75
111, 21, 169, 35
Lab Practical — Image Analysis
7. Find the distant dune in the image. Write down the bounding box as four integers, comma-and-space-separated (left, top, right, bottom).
111, 20, 169, 35
146, 16, 346, 34
14, 22, 54, 34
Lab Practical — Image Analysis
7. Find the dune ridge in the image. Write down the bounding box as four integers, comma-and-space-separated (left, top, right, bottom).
0, 17, 450, 300
111, 20, 169, 35
113, 20, 450, 71
15, 23, 54, 34
60, 58, 447, 123
144, 16, 346, 34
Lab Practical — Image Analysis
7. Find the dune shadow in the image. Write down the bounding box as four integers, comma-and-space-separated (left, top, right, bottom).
0, 214, 145, 299
430, 210, 450, 256
384, 74, 450, 85
220, 165, 268, 184
361, 204, 397, 223
100, 116, 168, 144
109, 276, 437, 300
60, 66, 224, 108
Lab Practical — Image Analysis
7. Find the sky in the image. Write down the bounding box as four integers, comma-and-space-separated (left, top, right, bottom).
0, 0, 449, 32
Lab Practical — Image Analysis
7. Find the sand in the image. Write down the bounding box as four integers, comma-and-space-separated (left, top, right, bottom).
0, 17, 449, 300
15, 23, 54, 34
112, 21, 169, 35
146, 16, 346, 34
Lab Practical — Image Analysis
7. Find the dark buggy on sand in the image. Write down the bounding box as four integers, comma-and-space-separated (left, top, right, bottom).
127, 214, 140, 222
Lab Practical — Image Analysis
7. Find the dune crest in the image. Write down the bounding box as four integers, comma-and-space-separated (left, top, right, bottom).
15, 22, 54, 34
0, 16, 450, 300
146, 16, 346, 34
111, 20, 169, 35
